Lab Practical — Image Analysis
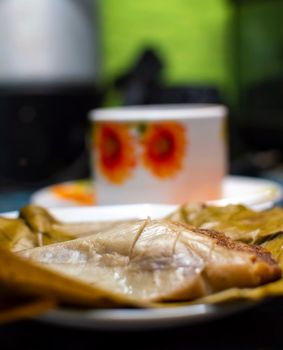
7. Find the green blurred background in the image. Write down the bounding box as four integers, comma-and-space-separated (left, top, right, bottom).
100, 0, 283, 108
101, 0, 234, 103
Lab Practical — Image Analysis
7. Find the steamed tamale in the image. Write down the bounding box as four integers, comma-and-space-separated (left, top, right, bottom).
18, 219, 280, 303
1, 203, 283, 313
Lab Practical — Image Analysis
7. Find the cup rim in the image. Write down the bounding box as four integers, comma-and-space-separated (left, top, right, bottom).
89, 104, 227, 122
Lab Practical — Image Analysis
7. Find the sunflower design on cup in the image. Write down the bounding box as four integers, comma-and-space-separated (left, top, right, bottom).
94, 122, 137, 184
141, 122, 187, 178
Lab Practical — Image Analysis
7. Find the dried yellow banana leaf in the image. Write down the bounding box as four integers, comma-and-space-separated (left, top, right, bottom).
20, 204, 60, 231
19, 204, 135, 244
167, 203, 283, 244
0, 217, 36, 251
19, 205, 75, 245
0, 298, 56, 325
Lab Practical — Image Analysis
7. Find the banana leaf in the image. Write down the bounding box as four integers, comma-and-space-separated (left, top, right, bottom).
0, 297, 56, 325
167, 203, 283, 244
19, 205, 74, 245
0, 204, 138, 254
19, 204, 135, 245
0, 217, 36, 251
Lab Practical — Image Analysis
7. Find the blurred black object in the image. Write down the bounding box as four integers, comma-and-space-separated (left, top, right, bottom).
114, 48, 222, 106
115, 49, 163, 105
239, 78, 283, 150
148, 85, 222, 105
0, 84, 101, 190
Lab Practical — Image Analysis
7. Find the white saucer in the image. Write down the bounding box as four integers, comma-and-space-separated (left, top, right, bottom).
30, 175, 283, 210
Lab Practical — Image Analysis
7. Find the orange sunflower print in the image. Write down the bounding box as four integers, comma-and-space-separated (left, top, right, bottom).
95, 122, 136, 184
141, 122, 187, 179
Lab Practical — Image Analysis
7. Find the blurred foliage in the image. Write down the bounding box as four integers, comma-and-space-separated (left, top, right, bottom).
238, 1, 283, 88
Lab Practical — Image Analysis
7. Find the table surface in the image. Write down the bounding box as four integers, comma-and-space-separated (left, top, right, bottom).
1, 298, 283, 350
1, 175, 283, 349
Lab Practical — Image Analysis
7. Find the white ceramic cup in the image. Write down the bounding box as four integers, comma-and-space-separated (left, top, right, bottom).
89, 104, 228, 205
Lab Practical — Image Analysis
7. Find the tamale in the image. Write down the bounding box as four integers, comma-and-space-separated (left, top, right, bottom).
18, 219, 280, 303
0, 246, 148, 308
1, 204, 283, 311
176, 234, 283, 305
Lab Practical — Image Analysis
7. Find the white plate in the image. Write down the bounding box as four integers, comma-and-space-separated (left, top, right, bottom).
38, 300, 254, 330
30, 175, 283, 210
4, 204, 259, 330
